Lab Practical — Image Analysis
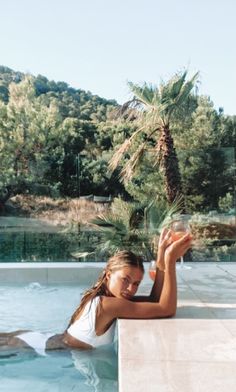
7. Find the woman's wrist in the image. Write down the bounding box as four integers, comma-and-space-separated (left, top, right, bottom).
157, 248, 165, 271
156, 260, 165, 271
164, 254, 176, 271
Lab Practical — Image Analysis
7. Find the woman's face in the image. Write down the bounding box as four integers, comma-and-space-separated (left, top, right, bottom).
106, 266, 144, 299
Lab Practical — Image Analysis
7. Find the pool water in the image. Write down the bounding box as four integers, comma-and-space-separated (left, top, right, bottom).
0, 283, 118, 392
0, 283, 86, 332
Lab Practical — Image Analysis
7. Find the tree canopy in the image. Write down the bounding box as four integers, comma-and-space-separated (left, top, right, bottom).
0, 66, 235, 214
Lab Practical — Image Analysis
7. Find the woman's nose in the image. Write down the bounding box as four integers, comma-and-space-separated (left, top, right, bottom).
127, 283, 136, 294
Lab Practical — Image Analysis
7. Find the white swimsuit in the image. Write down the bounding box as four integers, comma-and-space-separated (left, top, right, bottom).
67, 296, 116, 348
17, 331, 54, 356
17, 296, 115, 355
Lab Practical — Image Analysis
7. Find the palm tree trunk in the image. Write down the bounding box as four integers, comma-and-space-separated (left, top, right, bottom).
157, 125, 182, 205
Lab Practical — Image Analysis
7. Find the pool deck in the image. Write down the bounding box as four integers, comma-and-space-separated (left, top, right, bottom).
119, 262, 236, 392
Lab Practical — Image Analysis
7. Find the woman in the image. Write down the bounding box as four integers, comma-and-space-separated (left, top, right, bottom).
0, 229, 192, 355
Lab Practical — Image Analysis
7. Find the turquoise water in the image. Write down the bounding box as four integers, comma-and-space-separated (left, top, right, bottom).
0, 284, 118, 392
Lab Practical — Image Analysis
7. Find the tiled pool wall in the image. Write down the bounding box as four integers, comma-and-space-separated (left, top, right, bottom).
0, 262, 105, 284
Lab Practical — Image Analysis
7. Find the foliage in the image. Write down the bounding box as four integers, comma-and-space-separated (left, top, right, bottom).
179, 147, 234, 212
170, 95, 235, 213
0, 66, 124, 203
0, 65, 235, 218
218, 193, 234, 213
91, 197, 183, 259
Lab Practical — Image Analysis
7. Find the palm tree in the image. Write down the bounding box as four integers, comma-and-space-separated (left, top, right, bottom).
109, 71, 199, 205
91, 197, 183, 260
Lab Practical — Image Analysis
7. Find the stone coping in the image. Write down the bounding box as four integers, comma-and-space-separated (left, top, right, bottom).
0, 261, 106, 268
118, 262, 236, 392
0, 262, 105, 283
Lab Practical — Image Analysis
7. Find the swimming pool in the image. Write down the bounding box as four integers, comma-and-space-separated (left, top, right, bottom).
0, 283, 118, 392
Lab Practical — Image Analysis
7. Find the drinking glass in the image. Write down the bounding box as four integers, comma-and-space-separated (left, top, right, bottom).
148, 260, 157, 281
171, 216, 191, 270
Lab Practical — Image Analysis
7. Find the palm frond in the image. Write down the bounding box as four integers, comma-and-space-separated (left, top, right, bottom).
166, 72, 199, 120
116, 78, 178, 139
110, 197, 134, 224
109, 139, 131, 172
91, 197, 185, 259
92, 214, 127, 232
155, 71, 199, 122
91, 207, 151, 257
170, 71, 188, 99
112, 99, 140, 121
128, 81, 160, 110
120, 142, 146, 182
174, 72, 199, 107
147, 196, 184, 233
109, 125, 148, 173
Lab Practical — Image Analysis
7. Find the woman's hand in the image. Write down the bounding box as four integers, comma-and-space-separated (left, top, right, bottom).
164, 233, 192, 269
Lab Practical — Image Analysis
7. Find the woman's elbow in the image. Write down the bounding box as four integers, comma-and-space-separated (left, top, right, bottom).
167, 309, 176, 318
162, 306, 176, 318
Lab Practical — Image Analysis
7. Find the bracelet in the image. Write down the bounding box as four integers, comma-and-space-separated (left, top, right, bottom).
156, 265, 165, 272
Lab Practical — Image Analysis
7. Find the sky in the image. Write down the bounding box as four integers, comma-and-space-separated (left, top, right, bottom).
0, 0, 235, 115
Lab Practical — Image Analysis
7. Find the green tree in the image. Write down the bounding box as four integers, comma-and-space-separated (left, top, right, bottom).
179, 147, 234, 212
174, 97, 235, 213
219, 115, 236, 147
0, 76, 63, 200
110, 71, 199, 205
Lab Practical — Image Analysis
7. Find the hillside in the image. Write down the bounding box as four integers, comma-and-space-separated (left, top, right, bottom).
0, 65, 118, 109
0, 65, 129, 204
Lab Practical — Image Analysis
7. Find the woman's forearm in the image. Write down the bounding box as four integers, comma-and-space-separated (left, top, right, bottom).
157, 232, 192, 316
150, 248, 165, 301
158, 261, 177, 316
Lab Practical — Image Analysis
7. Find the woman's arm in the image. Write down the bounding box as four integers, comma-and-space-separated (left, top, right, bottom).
103, 233, 192, 319
132, 228, 171, 302
149, 228, 171, 301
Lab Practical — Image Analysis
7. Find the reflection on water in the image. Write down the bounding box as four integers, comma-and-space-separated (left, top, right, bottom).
72, 345, 118, 392
0, 345, 118, 392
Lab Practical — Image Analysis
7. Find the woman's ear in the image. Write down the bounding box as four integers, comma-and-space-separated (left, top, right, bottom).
105, 270, 111, 281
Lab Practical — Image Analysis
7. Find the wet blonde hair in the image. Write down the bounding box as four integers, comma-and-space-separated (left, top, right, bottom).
67, 250, 144, 327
